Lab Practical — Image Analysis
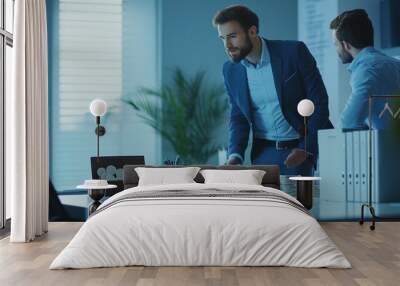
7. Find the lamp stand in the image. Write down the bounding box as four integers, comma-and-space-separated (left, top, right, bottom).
360, 96, 376, 230
94, 116, 106, 162
359, 95, 400, 230
304, 116, 308, 161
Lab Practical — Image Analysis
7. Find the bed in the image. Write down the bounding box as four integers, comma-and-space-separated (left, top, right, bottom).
50, 165, 351, 269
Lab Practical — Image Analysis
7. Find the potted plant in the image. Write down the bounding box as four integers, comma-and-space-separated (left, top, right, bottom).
123, 68, 228, 164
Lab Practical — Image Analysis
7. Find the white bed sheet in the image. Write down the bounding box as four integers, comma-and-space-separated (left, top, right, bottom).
50, 183, 351, 269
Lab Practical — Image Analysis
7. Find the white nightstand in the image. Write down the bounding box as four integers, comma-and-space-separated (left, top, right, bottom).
77, 183, 117, 215
289, 176, 321, 210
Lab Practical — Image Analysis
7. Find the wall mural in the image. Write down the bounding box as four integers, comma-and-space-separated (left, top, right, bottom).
47, 0, 400, 222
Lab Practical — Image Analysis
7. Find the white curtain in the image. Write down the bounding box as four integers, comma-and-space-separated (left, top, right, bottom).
9, 0, 49, 242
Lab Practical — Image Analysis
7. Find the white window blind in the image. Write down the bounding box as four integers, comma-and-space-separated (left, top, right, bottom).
58, 0, 122, 131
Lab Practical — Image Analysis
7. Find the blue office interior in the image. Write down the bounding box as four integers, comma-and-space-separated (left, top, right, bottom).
46, 0, 400, 220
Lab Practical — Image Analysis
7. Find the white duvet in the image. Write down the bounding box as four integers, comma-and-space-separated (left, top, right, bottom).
50, 183, 351, 269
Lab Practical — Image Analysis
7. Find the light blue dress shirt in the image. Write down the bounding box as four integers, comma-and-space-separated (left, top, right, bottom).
342, 47, 400, 130
229, 39, 299, 162
241, 39, 299, 141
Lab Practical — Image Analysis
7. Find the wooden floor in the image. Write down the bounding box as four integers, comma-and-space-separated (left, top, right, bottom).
0, 222, 399, 286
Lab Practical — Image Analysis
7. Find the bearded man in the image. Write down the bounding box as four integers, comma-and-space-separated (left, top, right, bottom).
330, 9, 400, 130
213, 5, 333, 175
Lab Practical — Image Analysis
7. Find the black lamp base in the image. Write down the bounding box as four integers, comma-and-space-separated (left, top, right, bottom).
95, 125, 106, 136
296, 180, 313, 210
88, 189, 105, 215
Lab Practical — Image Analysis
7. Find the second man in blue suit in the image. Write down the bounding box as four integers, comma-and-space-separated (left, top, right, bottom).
213, 5, 333, 175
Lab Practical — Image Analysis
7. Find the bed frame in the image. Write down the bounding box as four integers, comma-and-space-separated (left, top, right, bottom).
123, 165, 280, 190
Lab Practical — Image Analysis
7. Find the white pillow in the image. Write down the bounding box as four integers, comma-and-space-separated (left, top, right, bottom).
135, 167, 200, 186
200, 169, 266, 185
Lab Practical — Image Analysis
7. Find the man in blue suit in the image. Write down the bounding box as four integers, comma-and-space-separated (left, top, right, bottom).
213, 5, 333, 175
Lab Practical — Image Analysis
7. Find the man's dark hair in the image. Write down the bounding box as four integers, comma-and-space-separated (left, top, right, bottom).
330, 9, 374, 49
213, 5, 259, 33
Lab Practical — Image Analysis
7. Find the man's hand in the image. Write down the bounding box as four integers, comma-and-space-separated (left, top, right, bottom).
284, 148, 309, 168
226, 157, 242, 165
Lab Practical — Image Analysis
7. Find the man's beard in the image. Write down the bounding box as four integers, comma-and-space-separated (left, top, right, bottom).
227, 36, 253, 63
338, 48, 353, 64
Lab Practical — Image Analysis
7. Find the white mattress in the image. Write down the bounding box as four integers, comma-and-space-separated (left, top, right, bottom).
50, 183, 351, 269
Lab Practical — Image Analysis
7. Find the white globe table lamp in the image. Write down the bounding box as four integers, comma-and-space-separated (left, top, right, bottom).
89, 99, 107, 161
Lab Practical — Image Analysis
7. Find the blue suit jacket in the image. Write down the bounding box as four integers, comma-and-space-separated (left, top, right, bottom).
223, 39, 333, 161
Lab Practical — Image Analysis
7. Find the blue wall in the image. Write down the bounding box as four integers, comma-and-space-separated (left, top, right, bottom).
46, 0, 59, 181
161, 0, 297, 83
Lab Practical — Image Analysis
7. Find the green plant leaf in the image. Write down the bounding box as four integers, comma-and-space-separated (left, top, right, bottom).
123, 68, 228, 164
